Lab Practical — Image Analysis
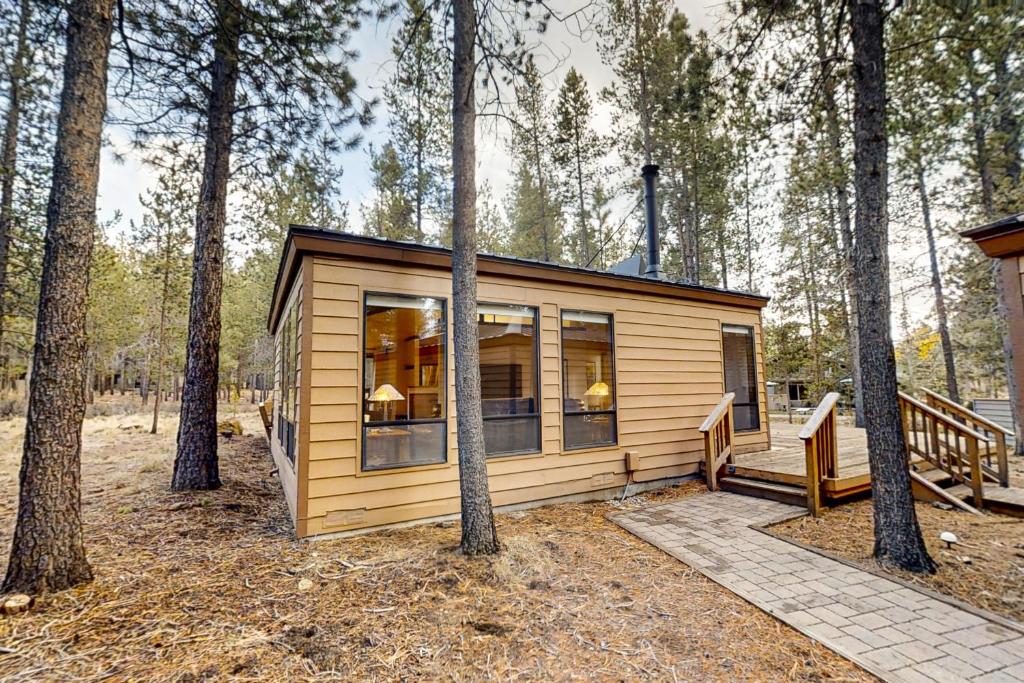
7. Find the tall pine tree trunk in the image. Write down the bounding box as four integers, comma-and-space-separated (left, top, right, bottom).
2, 0, 114, 595
915, 158, 958, 403
849, 0, 933, 573
172, 0, 240, 490
0, 0, 31, 377
452, 0, 498, 555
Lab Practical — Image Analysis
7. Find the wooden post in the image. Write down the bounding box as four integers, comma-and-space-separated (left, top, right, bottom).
805, 435, 820, 516
995, 431, 1009, 487
967, 437, 984, 506
704, 431, 717, 491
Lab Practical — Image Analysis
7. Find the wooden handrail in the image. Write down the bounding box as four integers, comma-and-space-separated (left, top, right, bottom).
798, 392, 841, 440
799, 393, 840, 516
700, 392, 736, 433
899, 393, 989, 442
922, 388, 1013, 437
899, 392, 987, 505
700, 393, 735, 492
922, 388, 1009, 487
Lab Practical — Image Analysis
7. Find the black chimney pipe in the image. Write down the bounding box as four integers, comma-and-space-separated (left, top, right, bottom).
641, 164, 664, 279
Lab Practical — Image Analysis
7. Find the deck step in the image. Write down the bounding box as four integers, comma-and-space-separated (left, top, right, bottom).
946, 484, 973, 500
916, 467, 953, 485
719, 476, 806, 508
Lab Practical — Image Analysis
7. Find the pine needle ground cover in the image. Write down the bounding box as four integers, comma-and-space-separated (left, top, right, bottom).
0, 403, 872, 681
774, 500, 1024, 624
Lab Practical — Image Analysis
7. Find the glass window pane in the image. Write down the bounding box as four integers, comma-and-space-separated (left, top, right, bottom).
564, 414, 615, 448
363, 422, 445, 469
362, 294, 446, 470
483, 416, 540, 456
561, 311, 616, 448
479, 304, 540, 456
723, 325, 760, 431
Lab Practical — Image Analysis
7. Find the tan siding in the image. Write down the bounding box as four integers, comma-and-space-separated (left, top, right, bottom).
291, 255, 770, 537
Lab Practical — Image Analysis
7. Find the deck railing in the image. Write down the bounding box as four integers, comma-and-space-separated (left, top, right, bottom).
699, 393, 735, 491
922, 388, 1010, 487
798, 392, 840, 516
898, 392, 989, 505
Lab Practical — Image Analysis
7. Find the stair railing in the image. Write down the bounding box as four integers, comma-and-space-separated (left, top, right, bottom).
922, 388, 1010, 487
699, 393, 735, 491
798, 392, 840, 517
898, 392, 988, 505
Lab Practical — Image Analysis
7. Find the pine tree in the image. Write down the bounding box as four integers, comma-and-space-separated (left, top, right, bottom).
451, 0, 498, 555
119, 0, 374, 490
552, 68, 603, 267
133, 163, 195, 433
363, 142, 416, 240
849, 0, 934, 574
386, 0, 452, 242
508, 57, 562, 263
3, 0, 115, 595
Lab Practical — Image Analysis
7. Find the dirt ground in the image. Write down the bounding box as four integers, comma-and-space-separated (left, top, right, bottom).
775, 499, 1024, 624
0, 400, 873, 682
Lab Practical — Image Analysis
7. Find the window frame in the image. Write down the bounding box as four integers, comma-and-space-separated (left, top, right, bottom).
360, 290, 449, 472
276, 300, 299, 467
478, 302, 542, 458
721, 323, 760, 433
559, 309, 618, 451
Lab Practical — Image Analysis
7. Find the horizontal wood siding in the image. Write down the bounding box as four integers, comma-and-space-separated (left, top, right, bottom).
298, 255, 769, 537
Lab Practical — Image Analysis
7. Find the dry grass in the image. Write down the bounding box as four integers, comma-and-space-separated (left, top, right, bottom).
774, 500, 1024, 624
1, 406, 874, 682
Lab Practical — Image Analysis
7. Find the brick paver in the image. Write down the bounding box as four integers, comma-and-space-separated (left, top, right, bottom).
611, 492, 1024, 683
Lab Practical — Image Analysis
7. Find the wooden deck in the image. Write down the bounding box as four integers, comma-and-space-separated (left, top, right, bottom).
731, 420, 871, 491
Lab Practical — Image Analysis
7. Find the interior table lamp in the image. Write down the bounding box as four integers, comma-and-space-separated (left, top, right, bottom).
584, 381, 609, 411
369, 383, 405, 421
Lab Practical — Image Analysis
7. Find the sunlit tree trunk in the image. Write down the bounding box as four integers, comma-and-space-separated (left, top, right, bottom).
3, 0, 115, 595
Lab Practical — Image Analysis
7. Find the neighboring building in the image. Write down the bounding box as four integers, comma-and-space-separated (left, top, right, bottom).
267, 226, 771, 538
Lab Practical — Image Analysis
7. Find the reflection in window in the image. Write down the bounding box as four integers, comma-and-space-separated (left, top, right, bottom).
362, 294, 446, 470
479, 304, 540, 456
561, 311, 616, 449
723, 324, 760, 431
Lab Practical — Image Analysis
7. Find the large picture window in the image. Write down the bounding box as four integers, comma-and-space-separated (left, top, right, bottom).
277, 302, 299, 465
362, 293, 447, 470
561, 311, 616, 449
722, 324, 760, 431
479, 304, 540, 456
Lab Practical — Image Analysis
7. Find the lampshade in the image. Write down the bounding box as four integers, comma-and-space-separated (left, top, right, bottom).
584, 381, 610, 397
369, 383, 405, 402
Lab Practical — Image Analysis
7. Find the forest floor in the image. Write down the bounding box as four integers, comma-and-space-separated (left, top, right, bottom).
0, 398, 872, 682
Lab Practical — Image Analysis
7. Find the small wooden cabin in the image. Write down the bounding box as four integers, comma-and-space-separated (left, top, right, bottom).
267, 226, 771, 538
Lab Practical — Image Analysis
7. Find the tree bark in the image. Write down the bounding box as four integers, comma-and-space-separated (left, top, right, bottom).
813, 0, 864, 428
2, 0, 114, 595
915, 159, 959, 403
849, 0, 934, 573
452, 0, 498, 555
172, 0, 240, 490
0, 0, 31, 376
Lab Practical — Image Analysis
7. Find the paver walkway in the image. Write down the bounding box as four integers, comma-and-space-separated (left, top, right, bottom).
611, 492, 1024, 683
